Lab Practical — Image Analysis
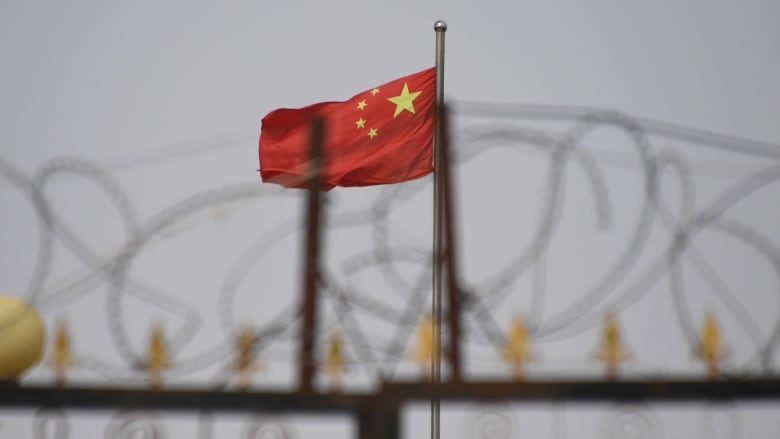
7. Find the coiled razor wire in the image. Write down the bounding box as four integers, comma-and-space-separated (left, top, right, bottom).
2, 106, 780, 381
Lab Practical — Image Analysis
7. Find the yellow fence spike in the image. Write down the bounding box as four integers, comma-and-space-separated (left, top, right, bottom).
411, 313, 436, 380
698, 311, 728, 380
594, 313, 631, 381
325, 330, 346, 392
235, 326, 259, 391
501, 315, 534, 381
48, 319, 74, 387
146, 323, 170, 390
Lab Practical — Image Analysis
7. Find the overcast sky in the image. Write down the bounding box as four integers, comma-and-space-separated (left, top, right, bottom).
3, 1, 780, 168
2, 1, 780, 437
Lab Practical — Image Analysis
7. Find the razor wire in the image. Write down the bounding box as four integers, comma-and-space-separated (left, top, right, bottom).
1, 106, 779, 381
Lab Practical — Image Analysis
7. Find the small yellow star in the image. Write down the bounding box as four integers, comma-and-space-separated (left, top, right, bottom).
367, 128, 378, 139
357, 100, 367, 110
370, 88, 380, 96
355, 118, 366, 129
387, 83, 422, 118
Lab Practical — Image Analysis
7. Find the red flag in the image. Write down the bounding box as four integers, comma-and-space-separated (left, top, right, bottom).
259, 67, 435, 189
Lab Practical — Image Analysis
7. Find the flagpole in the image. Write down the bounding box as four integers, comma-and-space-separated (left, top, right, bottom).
432, 19, 447, 439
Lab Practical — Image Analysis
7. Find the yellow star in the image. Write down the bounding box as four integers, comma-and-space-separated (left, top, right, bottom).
367, 128, 378, 139
370, 88, 380, 96
355, 118, 366, 129
357, 100, 367, 110
388, 83, 422, 118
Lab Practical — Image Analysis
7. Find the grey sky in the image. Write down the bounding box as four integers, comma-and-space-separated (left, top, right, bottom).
2, 1, 780, 437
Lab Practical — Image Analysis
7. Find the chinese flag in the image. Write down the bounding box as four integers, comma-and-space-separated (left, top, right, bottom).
259, 67, 435, 190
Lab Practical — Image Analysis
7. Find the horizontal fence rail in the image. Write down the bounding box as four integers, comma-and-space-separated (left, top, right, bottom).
3, 379, 780, 439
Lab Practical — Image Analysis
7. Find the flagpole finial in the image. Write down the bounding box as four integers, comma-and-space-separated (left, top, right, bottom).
434, 20, 447, 32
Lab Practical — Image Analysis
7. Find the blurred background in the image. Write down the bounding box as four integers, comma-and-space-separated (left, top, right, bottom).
2, 1, 780, 437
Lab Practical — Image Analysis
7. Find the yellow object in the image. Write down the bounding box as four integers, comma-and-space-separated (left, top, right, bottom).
146, 323, 170, 389
48, 320, 74, 385
235, 326, 258, 391
594, 313, 630, 380
698, 311, 727, 379
325, 330, 346, 391
502, 315, 534, 381
0, 295, 46, 378
412, 313, 436, 379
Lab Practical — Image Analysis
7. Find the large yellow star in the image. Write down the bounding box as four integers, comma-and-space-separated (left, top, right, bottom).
387, 83, 421, 118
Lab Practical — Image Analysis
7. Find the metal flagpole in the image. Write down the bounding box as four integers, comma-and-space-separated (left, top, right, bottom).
432, 19, 447, 439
